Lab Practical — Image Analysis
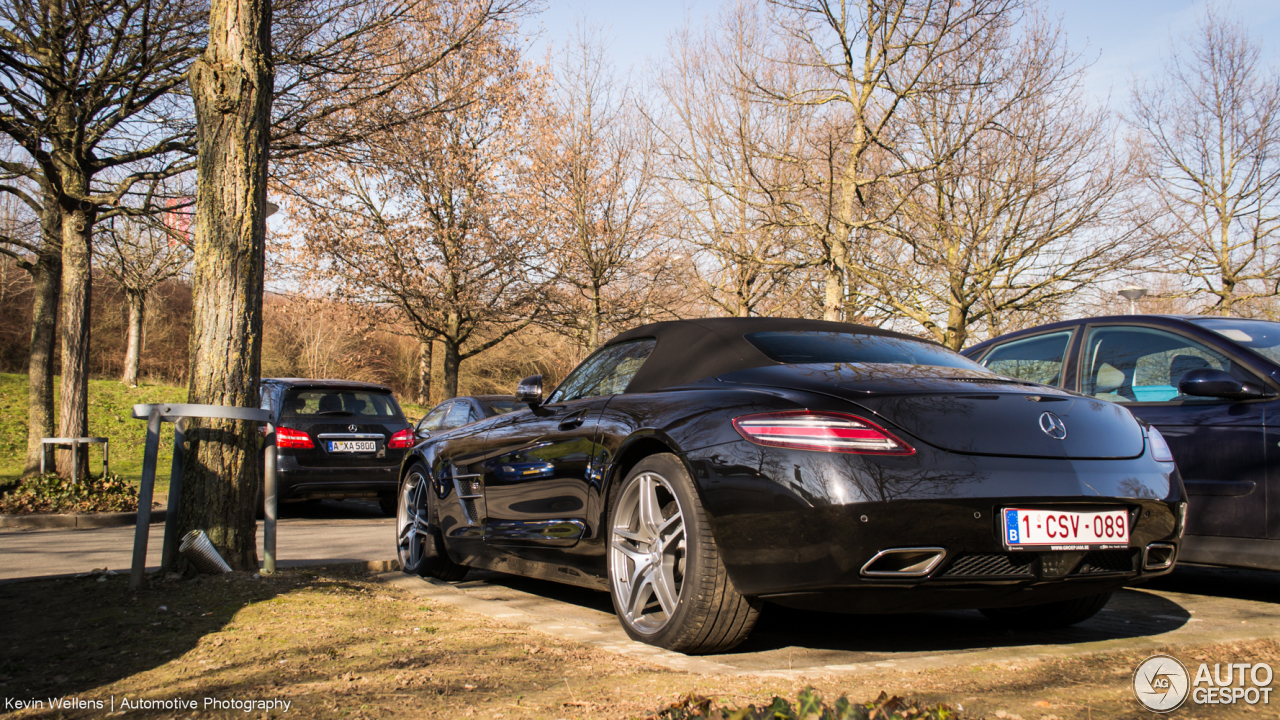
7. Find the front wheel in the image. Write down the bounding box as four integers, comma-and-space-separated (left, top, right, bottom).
396, 463, 468, 581
607, 454, 759, 654
980, 590, 1112, 630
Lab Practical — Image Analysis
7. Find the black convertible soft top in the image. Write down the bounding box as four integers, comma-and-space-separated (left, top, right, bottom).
604, 317, 923, 394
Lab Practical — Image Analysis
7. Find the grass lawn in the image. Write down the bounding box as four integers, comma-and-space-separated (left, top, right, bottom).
0, 373, 431, 496
0, 373, 187, 494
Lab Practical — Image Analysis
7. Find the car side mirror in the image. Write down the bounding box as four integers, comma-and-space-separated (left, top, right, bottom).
416, 428, 432, 440
516, 374, 543, 407
1178, 368, 1263, 399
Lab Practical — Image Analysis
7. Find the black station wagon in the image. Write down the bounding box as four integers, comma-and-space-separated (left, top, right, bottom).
260, 378, 415, 515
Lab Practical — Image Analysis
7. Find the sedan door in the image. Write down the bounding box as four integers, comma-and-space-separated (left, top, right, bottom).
478, 340, 658, 551
1076, 324, 1268, 539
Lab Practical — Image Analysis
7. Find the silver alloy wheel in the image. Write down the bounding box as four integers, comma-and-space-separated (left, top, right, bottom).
396, 471, 429, 570
609, 471, 687, 634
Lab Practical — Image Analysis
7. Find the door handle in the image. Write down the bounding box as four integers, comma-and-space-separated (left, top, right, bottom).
558, 410, 588, 431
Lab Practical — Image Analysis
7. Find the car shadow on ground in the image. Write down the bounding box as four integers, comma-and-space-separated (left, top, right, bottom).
1140, 564, 1280, 604
462, 571, 1191, 663
274, 498, 387, 520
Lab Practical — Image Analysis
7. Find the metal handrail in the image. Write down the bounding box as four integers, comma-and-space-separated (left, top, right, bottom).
129, 403, 278, 590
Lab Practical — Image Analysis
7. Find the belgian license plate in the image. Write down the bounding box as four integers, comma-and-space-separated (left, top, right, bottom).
1002, 508, 1129, 550
329, 440, 376, 453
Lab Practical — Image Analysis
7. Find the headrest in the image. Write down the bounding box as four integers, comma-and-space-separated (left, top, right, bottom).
1095, 363, 1125, 393
318, 394, 342, 413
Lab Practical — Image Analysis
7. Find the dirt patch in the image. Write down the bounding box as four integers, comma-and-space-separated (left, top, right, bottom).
0, 568, 1273, 718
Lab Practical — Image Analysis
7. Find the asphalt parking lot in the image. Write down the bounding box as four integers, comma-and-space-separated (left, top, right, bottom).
0, 499, 394, 582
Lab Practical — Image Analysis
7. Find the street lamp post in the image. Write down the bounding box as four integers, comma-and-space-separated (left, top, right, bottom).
1118, 286, 1148, 315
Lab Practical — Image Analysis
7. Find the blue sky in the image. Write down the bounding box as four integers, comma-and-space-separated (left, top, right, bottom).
525, 0, 1280, 107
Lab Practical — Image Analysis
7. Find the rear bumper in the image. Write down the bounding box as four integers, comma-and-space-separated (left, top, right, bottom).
275, 455, 399, 501
684, 440, 1184, 611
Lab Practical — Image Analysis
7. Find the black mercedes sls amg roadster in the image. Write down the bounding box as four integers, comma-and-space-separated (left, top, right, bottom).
395, 318, 1186, 654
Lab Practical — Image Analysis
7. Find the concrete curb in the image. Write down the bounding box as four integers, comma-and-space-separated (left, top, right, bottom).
0, 509, 166, 529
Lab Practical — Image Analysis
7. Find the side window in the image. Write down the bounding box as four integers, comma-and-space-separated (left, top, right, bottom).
443, 401, 472, 429
467, 406, 481, 423
418, 403, 450, 432
1082, 326, 1253, 403
547, 339, 658, 404
979, 331, 1073, 386
259, 386, 275, 413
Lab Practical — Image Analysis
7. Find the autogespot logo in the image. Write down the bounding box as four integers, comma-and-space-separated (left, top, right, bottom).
1133, 654, 1275, 712
1133, 654, 1190, 712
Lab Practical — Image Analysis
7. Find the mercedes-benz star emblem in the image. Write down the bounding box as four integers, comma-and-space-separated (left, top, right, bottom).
348, 424, 358, 433
1038, 411, 1067, 440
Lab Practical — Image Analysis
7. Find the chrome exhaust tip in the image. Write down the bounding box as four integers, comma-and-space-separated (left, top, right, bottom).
860, 547, 947, 578
1143, 542, 1176, 570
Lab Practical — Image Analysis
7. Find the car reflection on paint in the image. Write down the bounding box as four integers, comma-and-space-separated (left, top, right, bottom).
395, 318, 1186, 655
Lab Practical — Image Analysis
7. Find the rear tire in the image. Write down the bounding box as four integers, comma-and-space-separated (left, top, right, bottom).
606, 453, 759, 654
980, 591, 1112, 630
396, 462, 468, 581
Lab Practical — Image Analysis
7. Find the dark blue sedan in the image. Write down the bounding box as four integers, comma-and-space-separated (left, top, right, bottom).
964, 315, 1280, 572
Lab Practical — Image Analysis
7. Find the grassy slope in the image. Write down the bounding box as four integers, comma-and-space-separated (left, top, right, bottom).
0, 372, 430, 493
0, 373, 188, 491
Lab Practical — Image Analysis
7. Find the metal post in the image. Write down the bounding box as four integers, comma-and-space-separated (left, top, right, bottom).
71, 439, 79, 484
130, 409, 163, 590
262, 423, 277, 575
160, 419, 186, 573
103, 439, 109, 477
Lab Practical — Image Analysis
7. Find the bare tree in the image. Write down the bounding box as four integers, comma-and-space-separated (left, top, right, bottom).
1130, 9, 1280, 316
290, 21, 541, 400
754, 0, 1022, 321
95, 210, 193, 386
859, 18, 1140, 350
527, 28, 670, 350
0, 0, 206, 476
656, 2, 810, 318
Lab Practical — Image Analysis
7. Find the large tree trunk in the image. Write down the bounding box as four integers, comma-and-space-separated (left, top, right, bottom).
179, 0, 274, 572
122, 290, 145, 386
416, 337, 432, 406
55, 182, 95, 479
441, 336, 460, 400
22, 190, 62, 475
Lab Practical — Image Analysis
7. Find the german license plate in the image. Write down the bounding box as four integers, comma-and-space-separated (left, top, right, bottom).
329, 440, 376, 453
1002, 508, 1129, 550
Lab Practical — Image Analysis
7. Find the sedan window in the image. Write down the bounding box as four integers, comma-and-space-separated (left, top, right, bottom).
548, 339, 658, 403
1188, 317, 1280, 364
979, 331, 1072, 386
443, 401, 473, 429
418, 403, 451, 432
1082, 326, 1255, 403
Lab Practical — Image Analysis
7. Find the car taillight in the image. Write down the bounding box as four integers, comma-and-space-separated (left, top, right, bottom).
387, 428, 415, 450
733, 411, 915, 455
1146, 426, 1174, 463
276, 427, 314, 449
